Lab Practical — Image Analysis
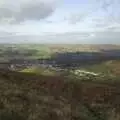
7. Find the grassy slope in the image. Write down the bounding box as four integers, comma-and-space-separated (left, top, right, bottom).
80, 60, 120, 77
0, 70, 71, 120
20, 67, 59, 76
0, 70, 120, 120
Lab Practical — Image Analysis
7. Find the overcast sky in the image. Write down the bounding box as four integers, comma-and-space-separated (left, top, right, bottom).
0, 0, 120, 44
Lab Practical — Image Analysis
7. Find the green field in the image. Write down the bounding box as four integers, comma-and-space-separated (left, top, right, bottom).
0, 44, 120, 61
0, 44, 52, 60
20, 67, 60, 76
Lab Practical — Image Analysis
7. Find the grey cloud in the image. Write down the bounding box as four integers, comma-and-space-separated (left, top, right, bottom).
93, 22, 113, 30
0, 0, 57, 23
101, 0, 112, 11
94, 23, 108, 28
99, 0, 120, 21
63, 7, 95, 24
66, 2, 105, 25
91, 31, 120, 44
68, 14, 88, 24
0, 30, 14, 37
105, 25, 120, 32
92, 17, 120, 31
65, 0, 110, 25
105, 26, 119, 31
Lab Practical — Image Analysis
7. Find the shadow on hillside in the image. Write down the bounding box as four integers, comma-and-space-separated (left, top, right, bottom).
52, 50, 120, 68
1, 50, 120, 71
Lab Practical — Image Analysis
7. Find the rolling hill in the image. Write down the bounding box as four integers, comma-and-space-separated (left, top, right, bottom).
0, 69, 120, 120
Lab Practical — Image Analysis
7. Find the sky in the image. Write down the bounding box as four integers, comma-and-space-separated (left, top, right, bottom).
0, 0, 120, 44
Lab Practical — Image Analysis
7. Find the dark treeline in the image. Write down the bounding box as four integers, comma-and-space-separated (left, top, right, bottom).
6, 50, 120, 68
52, 50, 120, 65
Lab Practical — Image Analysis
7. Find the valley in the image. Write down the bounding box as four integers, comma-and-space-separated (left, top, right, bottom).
0, 44, 120, 120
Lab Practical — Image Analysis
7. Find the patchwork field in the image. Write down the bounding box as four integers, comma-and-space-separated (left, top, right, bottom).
0, 44, 120, 60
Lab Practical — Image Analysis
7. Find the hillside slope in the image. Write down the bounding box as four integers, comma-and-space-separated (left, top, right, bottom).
0, 70, 120, 120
